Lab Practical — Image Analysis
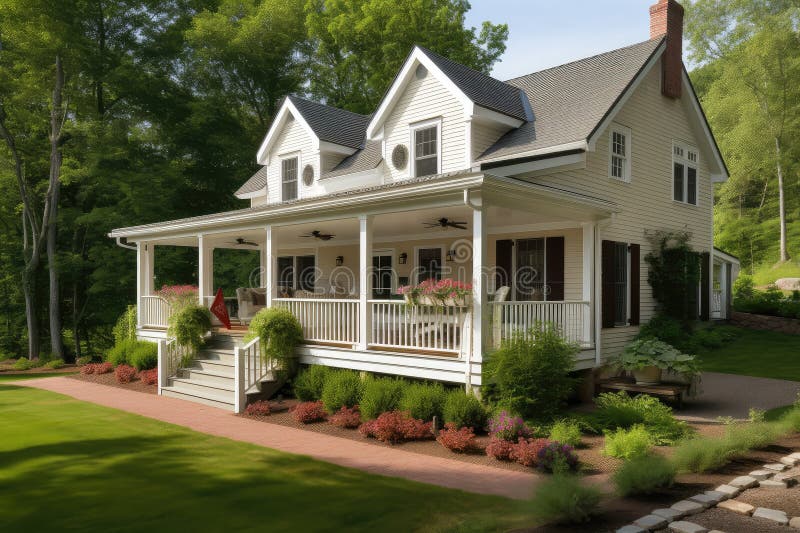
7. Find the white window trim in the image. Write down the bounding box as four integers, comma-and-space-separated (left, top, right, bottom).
279, 151, 301, 202
409, 117, 442, 178
608, 124, 632, 182
372, 249, 396, 297
413, 245, 445, 284
277, 251, 318, 292
672, 141, 699, 206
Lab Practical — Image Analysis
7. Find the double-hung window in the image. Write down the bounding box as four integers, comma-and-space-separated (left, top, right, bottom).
281, 156, 298, 201
609, 124, 631, 181
411, 120, 440, 177
673, 143, 698, 205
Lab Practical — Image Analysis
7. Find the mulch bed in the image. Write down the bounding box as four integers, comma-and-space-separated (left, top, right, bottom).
68, 371, 157, 395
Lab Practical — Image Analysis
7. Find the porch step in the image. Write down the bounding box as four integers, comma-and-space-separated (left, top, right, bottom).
193, 358, 234, 374
197, 348, 236, 364
181, 368, 235, 387
161, 384, 234, 410
169, 376, 234, 397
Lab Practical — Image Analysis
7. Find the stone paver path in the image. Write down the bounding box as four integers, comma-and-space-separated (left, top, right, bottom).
17, 377, 543, 499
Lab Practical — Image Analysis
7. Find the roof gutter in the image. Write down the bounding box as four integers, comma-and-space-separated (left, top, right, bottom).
115, 237, 137, 251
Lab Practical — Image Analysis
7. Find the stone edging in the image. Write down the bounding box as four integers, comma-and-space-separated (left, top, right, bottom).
731, 311, 800, 335
616, 452, 800, 533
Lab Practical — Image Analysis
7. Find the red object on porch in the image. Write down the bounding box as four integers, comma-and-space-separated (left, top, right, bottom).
210, 288, 231, 329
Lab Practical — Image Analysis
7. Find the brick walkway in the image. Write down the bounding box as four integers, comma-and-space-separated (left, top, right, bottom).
18, 377, 541, 500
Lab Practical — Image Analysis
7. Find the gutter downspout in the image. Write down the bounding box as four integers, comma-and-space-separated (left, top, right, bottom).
115, 236, 137, 251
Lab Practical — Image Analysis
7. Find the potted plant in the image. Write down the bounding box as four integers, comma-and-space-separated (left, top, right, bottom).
397, 279, 472, 307
613, 338, 699, 385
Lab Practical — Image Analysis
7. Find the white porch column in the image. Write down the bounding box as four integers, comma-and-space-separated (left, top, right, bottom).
264, 225, 276, 307
581, 223, 595, 346
471, 198, 487, 364
198, 234, 214, 306
136, 242, 144, 327
358, 215, 373, 350
144, 243, 155, 295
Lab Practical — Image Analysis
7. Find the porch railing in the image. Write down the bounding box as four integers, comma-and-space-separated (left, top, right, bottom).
141, 296, 171, 328
233, 336, 269, 413
369, 300, 469, 354
274, 298, 359, 345
156, 337, 192, 393
490, 301, 592, 348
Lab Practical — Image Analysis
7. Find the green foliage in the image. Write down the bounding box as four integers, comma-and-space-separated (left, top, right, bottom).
637, 314, 690, 349
76, 356, 92, 366
0, 352, 14, 361
399, 382, 447, 422
107, 338, 136, 366
169, 304, 212, 355
484, 323, 579, 421
130, 341, 158, 371
644, 231, 702, 322
613, 454, 676, 496
588, 392, 691, 446
442, 391, 487, 430
12, 358, 34, 371
734, 286, 800, 319
248, 308, 303, 379
733, 274, 756, 300
604, 425, 653, 459
293, 365, 332, 402
112, 306, 138, 346
529, 474, 602, 525
320, 370, 363, 414
44, 359, 65, 369
548, 419, 583, 447
360, 376, 405, 421
615, 338, 699, 376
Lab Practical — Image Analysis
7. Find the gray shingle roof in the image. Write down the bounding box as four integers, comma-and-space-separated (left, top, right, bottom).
417, 46, 530, 121
235, 166, 268, 196
288, 95, 370, 149
478, 38, 663, 162
322, 141, 383, 179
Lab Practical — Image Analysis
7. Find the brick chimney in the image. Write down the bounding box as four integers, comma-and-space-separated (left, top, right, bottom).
650, 0, 684, 99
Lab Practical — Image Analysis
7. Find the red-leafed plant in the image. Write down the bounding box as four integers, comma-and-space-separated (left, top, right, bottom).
140, 368, 158, 386
510, 438, 552, 467
115, 364, 137, 384
485, 437, 515, 461
244, 400, 271, 417
358, 411, 433, 444
96, 362, 114, 375
437, 423, 478, 453
329, 406, 361, 428
80, 363, 97, 375
292, 401, 327, 423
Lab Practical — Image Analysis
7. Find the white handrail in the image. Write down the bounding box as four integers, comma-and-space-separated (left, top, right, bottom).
490, 300, 592, 347
141, 296, 172, 328
274, 298, 359, 345
234, 336, 268, 414
369, 299, 469, 354
157, 337, 191, 394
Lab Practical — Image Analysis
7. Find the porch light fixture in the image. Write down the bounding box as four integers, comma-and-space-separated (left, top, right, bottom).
446, 250, 455, 262
399, 252, 407, 264
335, 255, 344, 266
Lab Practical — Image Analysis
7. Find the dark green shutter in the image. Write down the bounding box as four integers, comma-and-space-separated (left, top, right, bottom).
601, 240, 616, 329
495, 239, 513, 293
629, 243, 640, 325
545, 236, 565, 301
700, 251, 710, 321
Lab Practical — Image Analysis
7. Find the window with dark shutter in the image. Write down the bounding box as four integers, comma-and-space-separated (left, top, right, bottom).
545, 236, 565, 301
613, 242, 628, 326
602, 240, 638, 327
601, 240, 616, 328
495, 240, 513, 293
417, 248, 442, 282
700, 251, 710, 321
629, 243, 640, 325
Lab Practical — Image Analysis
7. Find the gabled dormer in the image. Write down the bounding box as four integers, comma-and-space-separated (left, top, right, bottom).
366, 46, 532, 182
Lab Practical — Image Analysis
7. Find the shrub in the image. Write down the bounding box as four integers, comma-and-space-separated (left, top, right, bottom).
112, 305, 137, 345
691, 328, 724, 350
244, 401, 271, 417
732, 274, 756, 301
321, 370, 363, 413
483, 323, 578, 420
293, 365, 331, 402
399, 382, 447, 422
360, 376, 405, 420
0, 352, 13, 361
485, 437, 516, 461
530, 474, 602, 525
589, 391, 691, 445
604, 425, 652, 459
614, 338, 699, 377
510, 438, 551, 467
140, 368, 158, 385
637, 314, 689, 349
537, 442, 580, 473
96, 362, 113, 374
613, 454, 676, 496
130, 341, 158, 370
44, 359, 65, 369
329, 406, 362, 429
358, 411, 433, 444
12, 358, 34, 371
292, 401, 327, 424
443, 391, 487, 430
107, 338, 136, 366
80, 363, 97, 374
115, 364, 137, 384
76, 355, 92, 366
644, 230, 701, 323
436, 423, 478, 453
488, 411, 532, 442
249, 307, 303, 379
169, 304, 212, 355
548, 419, 583, 447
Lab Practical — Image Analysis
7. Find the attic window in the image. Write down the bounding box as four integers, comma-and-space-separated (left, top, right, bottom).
410, 119, 440, 177
281, 156, 298, 201
609, 124, 631, 182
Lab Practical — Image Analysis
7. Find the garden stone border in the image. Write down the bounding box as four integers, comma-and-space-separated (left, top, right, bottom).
616, 452, 800, 533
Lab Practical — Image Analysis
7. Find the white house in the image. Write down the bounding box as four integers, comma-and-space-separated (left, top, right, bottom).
110, 0, 736, 411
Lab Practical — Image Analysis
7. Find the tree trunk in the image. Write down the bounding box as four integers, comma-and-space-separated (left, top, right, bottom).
22, 267, 40, 359
47, 55, 65, 359
775, 137, 791, 262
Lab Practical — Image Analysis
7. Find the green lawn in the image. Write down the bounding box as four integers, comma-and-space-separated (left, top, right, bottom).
0, 371, 77, 381
752, 260, 800, 286
697, 326, 800, 381
0, 380, 530, 532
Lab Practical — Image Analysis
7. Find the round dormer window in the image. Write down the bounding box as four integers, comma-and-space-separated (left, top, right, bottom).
302, 164, 314, 186
391, 144, 408, 170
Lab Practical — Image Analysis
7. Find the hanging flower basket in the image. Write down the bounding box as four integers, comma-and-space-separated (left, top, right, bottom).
397, 279, 472, 307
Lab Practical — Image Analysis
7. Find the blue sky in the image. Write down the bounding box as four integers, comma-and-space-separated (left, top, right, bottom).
465, 0, 657, 80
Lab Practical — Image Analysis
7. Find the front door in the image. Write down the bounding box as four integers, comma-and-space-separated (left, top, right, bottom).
372, 254, 393, 299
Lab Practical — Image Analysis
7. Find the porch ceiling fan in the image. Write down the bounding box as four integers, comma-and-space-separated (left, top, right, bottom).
301, 230, 335, 241
423, 217, 467, 230
230, 237, 259, 247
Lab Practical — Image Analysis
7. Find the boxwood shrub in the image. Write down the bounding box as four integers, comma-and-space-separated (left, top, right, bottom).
399, 382, 447, 422
293, 365, 331, 401
321, 369, 363, 413
443, 390, 487, 430
360, 376, 405, 420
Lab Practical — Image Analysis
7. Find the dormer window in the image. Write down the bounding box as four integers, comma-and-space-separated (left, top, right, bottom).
609, 124, 631, 182
411, 119, 441, 177
281, 156, 298, 201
